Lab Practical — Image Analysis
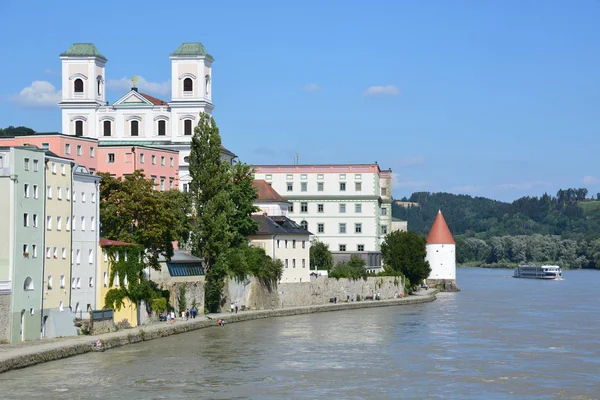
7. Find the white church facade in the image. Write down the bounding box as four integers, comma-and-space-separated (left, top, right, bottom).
58, 42, 235, 191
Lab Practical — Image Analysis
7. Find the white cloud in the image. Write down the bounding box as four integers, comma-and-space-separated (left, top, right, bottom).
397, 156, 425, 167
107, 76, 170, 96
303, 83, 321, 92
583, 176, 599, 185
363, 85, 399, 97
497, 181, 551, 190
11, 81, 61, 108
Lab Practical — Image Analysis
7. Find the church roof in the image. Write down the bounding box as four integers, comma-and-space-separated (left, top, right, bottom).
60, 43, 107, 61
253, 180, 288, 203
426, 210, 455, 245
170, 42, 212, 58
138, 92, 168, 105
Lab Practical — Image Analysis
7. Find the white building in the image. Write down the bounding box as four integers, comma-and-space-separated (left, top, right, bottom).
249, 180, 311, 283
425, 210, 458, 287
253, 164, 393, 269
58, 42, 235, 191
70, 165, 100, 316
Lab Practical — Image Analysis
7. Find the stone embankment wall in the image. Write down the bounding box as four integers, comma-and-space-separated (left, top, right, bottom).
161, 280, 205, 312
225, 276, 405, 311
427, 279, 460, 292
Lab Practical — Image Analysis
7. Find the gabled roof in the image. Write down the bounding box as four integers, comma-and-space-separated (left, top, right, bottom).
170, 42, 212, 58
253, 180, 287, 203
426, 210, 455, 245
252, 215, 312, 236
60, 43, 107, 61
138, 92, 168, 105
99, 238, 137, 247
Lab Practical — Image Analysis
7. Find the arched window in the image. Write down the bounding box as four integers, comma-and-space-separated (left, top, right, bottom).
131, 120, 139, 136
183, 78, 193, 92
74, 78, 84, 93
205, 75, 210, 96
158, 120, 166, 136
300, 220, 308, 230
75, 120, 83, 136
23, 277, 34, 291
184, 119, 192, 136
103, 121, 111, 136
97, 76, 102, 96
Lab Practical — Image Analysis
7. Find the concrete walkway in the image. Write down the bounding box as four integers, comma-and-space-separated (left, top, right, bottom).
0, 290, 437, 374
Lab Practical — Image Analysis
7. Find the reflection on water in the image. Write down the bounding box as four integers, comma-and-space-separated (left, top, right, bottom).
2, 268, 600, 399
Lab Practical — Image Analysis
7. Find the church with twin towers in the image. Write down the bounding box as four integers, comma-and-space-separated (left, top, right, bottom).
58, 42, 235, 192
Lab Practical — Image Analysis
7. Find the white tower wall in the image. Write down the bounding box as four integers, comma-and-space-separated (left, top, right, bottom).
426, 243, 456, 280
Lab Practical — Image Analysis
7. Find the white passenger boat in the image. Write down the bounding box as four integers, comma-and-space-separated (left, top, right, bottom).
513, 265, 562, 280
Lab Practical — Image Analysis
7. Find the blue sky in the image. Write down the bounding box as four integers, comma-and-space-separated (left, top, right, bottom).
1, 0, 599, 202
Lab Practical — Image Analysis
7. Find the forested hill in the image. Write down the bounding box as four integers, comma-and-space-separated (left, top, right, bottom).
392, 190, 600, 240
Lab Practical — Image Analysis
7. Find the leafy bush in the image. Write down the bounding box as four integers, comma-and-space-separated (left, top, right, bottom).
329, 256, 368, 280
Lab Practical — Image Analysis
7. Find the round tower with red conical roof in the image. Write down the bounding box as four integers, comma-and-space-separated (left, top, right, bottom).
425, 210, 459, 290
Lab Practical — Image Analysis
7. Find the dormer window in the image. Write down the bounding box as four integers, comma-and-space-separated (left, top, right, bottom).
75, 120, 83, 136
131, 120, 139, 136
74, 78, 84, 94
184, 119, 192, 136
183, 78, 193, 93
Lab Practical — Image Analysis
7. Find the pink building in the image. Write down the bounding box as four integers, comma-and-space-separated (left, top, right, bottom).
0, 133, 98, 171
0, 133, 179, 190
96, 144, 179, 190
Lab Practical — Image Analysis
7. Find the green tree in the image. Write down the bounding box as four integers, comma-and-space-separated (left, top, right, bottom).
189, 113, 235, 312
0, 125, 35, 136
310, 239, 334, 271
98, 170, 187, 270
177, 286, 187, 314
229, 163, 259, 246
151, 297, 167, 315
381, 231, 431, 290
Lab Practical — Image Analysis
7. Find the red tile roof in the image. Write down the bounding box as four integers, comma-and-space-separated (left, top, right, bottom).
252, 180, 287, 203
99, 238, 137, 247
426, 211, 455, 245
138, 92, 168, 105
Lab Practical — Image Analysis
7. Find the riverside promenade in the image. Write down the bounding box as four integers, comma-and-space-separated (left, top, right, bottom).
0, 290, 437, 374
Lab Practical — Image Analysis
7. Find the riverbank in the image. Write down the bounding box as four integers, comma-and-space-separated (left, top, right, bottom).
0, 290, 437, 374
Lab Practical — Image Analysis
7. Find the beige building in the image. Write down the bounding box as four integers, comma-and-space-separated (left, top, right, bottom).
42, 152, 76, 338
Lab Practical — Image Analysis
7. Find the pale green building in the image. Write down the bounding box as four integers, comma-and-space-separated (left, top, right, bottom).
0, 146, 46, 342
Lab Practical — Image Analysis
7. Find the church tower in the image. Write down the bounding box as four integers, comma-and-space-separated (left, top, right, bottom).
425, 210, 460, 291
59, 43, 107, 137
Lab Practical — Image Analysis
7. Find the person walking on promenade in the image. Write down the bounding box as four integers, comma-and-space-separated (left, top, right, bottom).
186, 309, 190, 320
235, 301, 239, 314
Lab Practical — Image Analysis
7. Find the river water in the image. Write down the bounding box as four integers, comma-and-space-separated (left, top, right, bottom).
2, 267, 600, 399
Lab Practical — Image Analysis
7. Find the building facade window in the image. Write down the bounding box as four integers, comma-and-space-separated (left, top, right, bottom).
339, 204, 346, 213
339, 244, 346, 252
23, 184, 29, 198
318, 223, 324, 233
355, 182, 362, 191
158, 120, 166, 136
103, 120, 111, 136
289, 203, 294, 213
300, 202, 308, 212
152, 155, 156, 165
381, 207, 387, 216
357, 244, 365, 252
77, 145, 82, 156
317, 182, 324, 191
381, 225, 388, 235
301, 182, 307, 192
317, 204, 324, 213
355, 223, 362, 233
108, 153, 115, 163
381, 187, 387, 196
287, 182, 293, 191
23, 213, 29, 227
300, 220, 308, 230
33, 159, 38, 172
33, 214, 38, 227
339, 223, 346, 234
355, 203, 362, 213
184, 119, 192, 135
74, 78, 84, 93
131, 120, 139, 136
183, 78, 193, 92
33, 185, 38, 199
24, 158, 30, 171
65, 143, 71, 154
75, 120, 83, 136
140, 153, 145, 164
340, 182, 346, 191
161, 156, 165, 166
